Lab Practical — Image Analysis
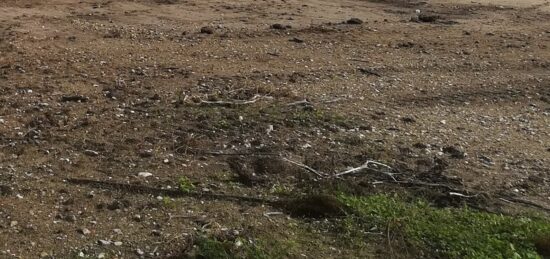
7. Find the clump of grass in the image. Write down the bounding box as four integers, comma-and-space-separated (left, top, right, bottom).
195, 237, 232, 259
161, 196, 175, 208
193, 236, 286, 259
178, 176, 195, 193
338, 194, 550, 258
290, 109, 352, 128
269, 183, 293, 196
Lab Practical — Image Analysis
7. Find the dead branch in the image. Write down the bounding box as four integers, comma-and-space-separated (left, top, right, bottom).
199, 95, 269, 106
393, 180, 460, 191
287, 99, 311, 106
499, 197, 550, 212
333, 160, 396, 181
321, 98, 344, 104
263, 212, 284, 217
281, 158, 326, 177
349, 58, 370, 63
449, 192, 477, 198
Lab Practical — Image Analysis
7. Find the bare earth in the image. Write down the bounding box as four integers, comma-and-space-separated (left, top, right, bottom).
0, 0, 549, 258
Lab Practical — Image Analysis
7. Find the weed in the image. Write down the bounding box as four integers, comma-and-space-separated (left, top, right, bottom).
161, 196, 175, 208
193, 236, 286, 259
338, 194, 550, 259
269, 183, 293, 196
178, 176, 195, 193
195, 237, 231, 259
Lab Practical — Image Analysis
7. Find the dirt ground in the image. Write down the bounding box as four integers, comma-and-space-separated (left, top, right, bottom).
1, 0, 549, 258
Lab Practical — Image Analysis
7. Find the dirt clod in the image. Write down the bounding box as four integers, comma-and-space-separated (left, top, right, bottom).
417, 14, 440, 23
200, 26, 214, 34
346, 18, 363, 24
60, 95, 88, 102
227, 158, 265, 186
271, 23, 287, 30
289, 37, 304, 43
443, 146, 466, 159
284, 194, 347, 218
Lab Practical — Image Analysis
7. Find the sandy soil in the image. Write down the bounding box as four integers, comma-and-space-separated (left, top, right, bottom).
0, 0, 549, 258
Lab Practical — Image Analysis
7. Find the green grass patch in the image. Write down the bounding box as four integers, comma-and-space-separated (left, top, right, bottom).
193, 236, 288, 259
338, 194, 550, 258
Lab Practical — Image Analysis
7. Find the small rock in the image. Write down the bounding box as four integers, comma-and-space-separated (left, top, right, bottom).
133, 214, 142, 222
98, 239, 111, 246
98, 253, 106, 259
136, 249, 145, 256
10, 221, 18, 227
79, 228, 91, 235
442, 146, 465, 159
401, 117, 416, 123
478, 155, 494, 166
39, 252, 49, 258
114, 241, 123, 246
87, 191, 95, 198
346, 18, 363, 24
138, 172, 153, 178
113, 228, 123, 234
266, 124, 274, 135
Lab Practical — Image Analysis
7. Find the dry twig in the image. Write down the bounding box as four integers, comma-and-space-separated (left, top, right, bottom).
334, 160, 396, 181
199, 95, 270, 106
281, 158, 326, 177
287, 99, 311, 106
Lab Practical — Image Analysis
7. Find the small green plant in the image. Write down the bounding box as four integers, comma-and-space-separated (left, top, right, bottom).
161, 196, 175, 208
193, 236, 281, 259
338, 194, 550, 259
178, 176, 195, 193
195, 237, 232, 259
290, 109, 352, 128
269, 183, 292, 196
214, 119, 231, 129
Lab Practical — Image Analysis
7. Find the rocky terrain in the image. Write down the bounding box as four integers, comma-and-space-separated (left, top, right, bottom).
0, 0, 549, 258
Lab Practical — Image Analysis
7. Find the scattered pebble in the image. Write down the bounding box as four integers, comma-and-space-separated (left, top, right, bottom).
78, 228, 91, 235
138, 172, 153, 177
